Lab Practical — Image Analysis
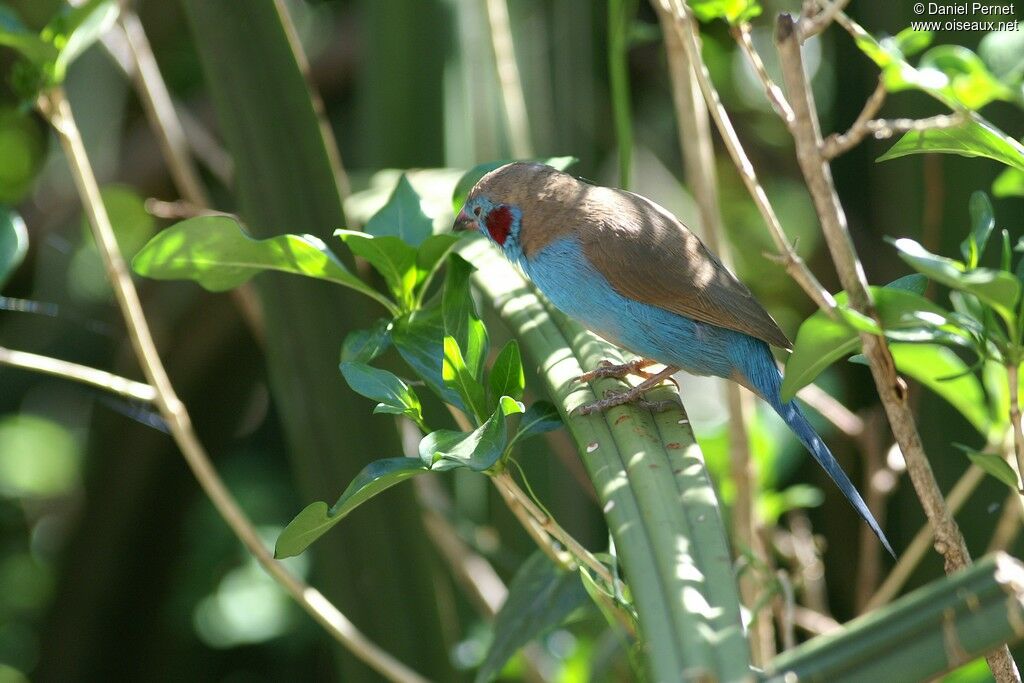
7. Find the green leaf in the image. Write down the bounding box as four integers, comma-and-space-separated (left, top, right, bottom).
475, 552, 589, 683
954, 444, 1019, 489
336, 230, 417, 309
993, 166, 1024, 198
133, 215, 395, 313
961, 192, 995, 267
452, 156, 577, 213
443, 336, 488, 424
893, 28, 933, 57
511, 401, 563, 446
489, 339, 525, 406
0, 108, 46, 205
443, 254, 488, 378
43, 0, 119, 84
886, 273, 928, 294
688, 0, 761, 24
0, 207, 28, 290
363, 174, 434, 248
837, 305, 883, 335
919, 45, 1012, 109
274, 457, 430, 558
340, 320, 392, 365
392, 303, 465, 409
418, 397, 522, 472
414, 232, 459, 289
878, 120, 1024, 173
0, 7, 56, 67
891, 237, 1021, 321
979, 28, 1024, 84
339, 361, 424, 427
759, 484, 823, 525
781, 286, 951, 401
888, 343, 992, 436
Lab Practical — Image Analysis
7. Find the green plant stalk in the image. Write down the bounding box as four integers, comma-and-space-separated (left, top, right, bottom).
763, 553, 1024, 682
462, 239, 750, 682
608, 0, 635, 189
179, 1, 453, 679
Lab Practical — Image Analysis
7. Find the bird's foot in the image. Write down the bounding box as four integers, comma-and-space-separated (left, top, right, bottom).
575, 358, 657, 383
573, 366, 680, 416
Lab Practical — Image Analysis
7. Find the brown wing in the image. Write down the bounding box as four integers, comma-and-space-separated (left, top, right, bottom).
579, 187, 792, 349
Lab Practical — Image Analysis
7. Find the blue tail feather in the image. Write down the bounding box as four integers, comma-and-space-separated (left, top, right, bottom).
740, 343, 896, 558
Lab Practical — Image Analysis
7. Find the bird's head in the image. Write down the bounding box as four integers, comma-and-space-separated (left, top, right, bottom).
453, 171, 529, 260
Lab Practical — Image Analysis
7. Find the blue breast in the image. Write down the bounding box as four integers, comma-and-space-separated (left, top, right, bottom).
518, 236, 763, 381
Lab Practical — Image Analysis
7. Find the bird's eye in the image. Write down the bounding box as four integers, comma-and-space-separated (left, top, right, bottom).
473, 206, 482, 216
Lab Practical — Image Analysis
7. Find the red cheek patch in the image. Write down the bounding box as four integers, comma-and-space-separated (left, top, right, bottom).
486, 205, 513, 246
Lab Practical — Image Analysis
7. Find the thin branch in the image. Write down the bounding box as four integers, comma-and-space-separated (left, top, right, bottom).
0, 346, 157, 403
657, 0, 837, 316
117, 8, 209, 206
792, 605, 841, 636
798, 0, 851, 41
731, 22, 794, 123
485, 0, 533, 158
796, 382, 864, 438
824, 110, 966, 159
654, 3, 775, 661
988, 492, 1023, 555
864, 464, 985, 611
1009, 363, 1024, 492
37, 87, 426, 683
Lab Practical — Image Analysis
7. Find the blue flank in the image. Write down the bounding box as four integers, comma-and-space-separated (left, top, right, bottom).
519, 236, 894, 557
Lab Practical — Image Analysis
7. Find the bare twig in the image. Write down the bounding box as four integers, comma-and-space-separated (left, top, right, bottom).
792, 605, 841, 636
824, 110, 966, 159
117, 8, 209, 206
654, 3, 775, 661
785, 510, 830, 615
0, 346, 157, 403
796, 383, 864, 438
485, 0, 533, 158
38, 87, 426, 683
656, 0, 837, 316
798, 0, 851, 41
731, 22, 794, 123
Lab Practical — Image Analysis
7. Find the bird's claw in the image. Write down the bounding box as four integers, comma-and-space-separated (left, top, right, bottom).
575, 358, 656, 384
573, 386, 677, 416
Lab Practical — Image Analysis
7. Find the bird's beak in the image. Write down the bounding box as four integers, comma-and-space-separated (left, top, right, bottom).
453, 207, 476, 232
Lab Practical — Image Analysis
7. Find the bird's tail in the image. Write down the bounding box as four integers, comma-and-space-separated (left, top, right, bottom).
738, 344, 895, 557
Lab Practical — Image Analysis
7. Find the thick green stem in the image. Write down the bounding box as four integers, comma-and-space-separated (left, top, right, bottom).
764, 553, 1024, 682
463, 239, 751, 682
608, 0, 636, 189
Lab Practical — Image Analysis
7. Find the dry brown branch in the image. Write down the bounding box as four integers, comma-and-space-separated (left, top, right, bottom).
798, 0, 851, 41
38, 87, 427, 683
731, 22, 794, 123
989, 493, 1024, 555
0, 346, 157, 403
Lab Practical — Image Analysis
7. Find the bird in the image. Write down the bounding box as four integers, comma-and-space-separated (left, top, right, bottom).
453, 161, 894, 557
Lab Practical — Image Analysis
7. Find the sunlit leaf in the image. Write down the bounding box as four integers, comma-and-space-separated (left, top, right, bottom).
993, 166, 1024, 198
44, 0, 119, 84
954, 444, 1019, 489
0, 207, 28, 290
336, 230, 416, 309
688, 0, 761, 24
418, 397, 522, 472
919, 45, 1012, 109
892, 28, 932, 57
274, 457, 430, 558
133, 215, 394, 312
452, 156, 577, 213
443, 253, 488, 378
0, 7, 57, 65
340, 361, 424, 428
341, 320, 392, 365
878, 120, 1024, 172
442, 335, 488, 423
475, 552, 589, 683
392, 303, 465, 409
489, 339, 525, 407
959, 192, 995, 267
888, 343, 992, 436
891, 237, 1020, 321
363, 174, 434, 247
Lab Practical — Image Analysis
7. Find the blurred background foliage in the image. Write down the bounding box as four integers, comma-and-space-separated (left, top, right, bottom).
0, 0, 1021, 680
